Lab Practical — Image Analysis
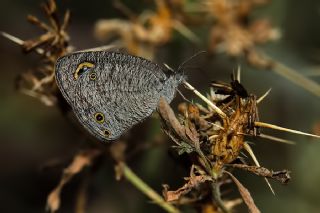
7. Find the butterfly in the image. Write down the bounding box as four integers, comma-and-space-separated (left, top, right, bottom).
55, 50, 184, 142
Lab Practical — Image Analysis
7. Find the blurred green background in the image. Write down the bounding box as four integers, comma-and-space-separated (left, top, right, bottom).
1, 0, 320, 212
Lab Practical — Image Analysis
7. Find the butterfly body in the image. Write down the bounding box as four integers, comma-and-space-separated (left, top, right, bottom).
55, 51, 183, 141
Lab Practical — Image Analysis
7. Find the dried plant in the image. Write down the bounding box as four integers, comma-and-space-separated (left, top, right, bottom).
202, 0, 320, 97
155, 70, 318, 212
94, 0, 198, 59
3, 0, 320, 213
2, 0, 72, 106
157, 73, 295, 212
204, 0, 280, 68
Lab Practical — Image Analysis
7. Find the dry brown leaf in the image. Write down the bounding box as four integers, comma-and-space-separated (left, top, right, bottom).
231, 164, 291, 184
163, 175, 212, 202
158, 97, 190, 142
46, 149, 101, 212
185, 121, 200, 143
225, 171, 261, 213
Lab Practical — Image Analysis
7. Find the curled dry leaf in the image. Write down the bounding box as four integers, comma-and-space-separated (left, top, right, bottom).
231, 164, 291, 184
46, 149, 101, 212
225, 171, 260, 213
163, 175, 212, 202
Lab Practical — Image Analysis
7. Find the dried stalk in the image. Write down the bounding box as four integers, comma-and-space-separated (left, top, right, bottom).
119, 163, 180, 213
263, 53, 320, 97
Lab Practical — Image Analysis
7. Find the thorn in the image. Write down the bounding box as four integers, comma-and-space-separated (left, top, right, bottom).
1, 31, 45, 55
255, 121, 320, 139
257, 88, 272, 104
258, 133, 296, 145
1, 31, 24, 45
237, 65, 241, 83
183, 81, 227, 120
75, 44, 119, 53
244, 143, 275, 195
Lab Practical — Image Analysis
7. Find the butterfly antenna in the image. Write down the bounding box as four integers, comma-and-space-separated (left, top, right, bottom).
177, 51, 207, 74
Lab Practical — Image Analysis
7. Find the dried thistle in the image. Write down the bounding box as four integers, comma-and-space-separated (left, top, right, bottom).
4, 1, 320, 213
94, 0, 198, 59
204, 0, 280, 68
157, 69, 320, 212
2, 0, 72, 106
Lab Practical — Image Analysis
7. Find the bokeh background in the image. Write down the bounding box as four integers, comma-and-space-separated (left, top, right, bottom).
1, 0, 320, 212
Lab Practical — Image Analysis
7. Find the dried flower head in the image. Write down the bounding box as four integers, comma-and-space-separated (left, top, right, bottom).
94, 0, 198, 59
157, 70, 319, 211
2, 0, 72, 106
205, 0, 280, 68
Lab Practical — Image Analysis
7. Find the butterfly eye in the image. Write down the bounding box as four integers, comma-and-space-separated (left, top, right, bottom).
103, 129, 111, 137
89, 72, 96, 80
94, 112, 104, 123
74, 62, 95, 80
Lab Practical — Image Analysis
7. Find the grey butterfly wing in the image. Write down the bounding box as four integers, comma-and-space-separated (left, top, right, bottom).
55, 51, 167, 104
55, 51, 97, 105
56, 51, 182, 142
72, 52, 181, 141
74, 87, 160, 141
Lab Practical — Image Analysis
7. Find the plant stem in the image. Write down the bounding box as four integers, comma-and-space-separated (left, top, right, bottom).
262, 53, 320, 97
120, 163, 180, 213
212, 182, 230, 213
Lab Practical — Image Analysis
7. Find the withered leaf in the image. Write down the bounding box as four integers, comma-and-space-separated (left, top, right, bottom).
225, 171, 261, 213
46, 149, 101, 212
163, 175, 212, 202
231, 164, 291, 184
158, 97, 190, 143
185, 121, 200, 143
